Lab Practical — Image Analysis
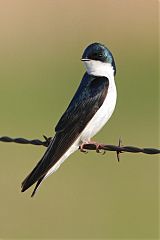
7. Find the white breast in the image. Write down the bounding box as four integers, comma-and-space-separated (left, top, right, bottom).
45, 60, 117, 178
79, 60, 117, 142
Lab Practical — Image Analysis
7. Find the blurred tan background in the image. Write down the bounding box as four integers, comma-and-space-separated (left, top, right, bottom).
0, 0, 158, 239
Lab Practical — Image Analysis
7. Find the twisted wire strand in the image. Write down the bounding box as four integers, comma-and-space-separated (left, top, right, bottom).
0, 136, 159, 155
0, 136, 52, 147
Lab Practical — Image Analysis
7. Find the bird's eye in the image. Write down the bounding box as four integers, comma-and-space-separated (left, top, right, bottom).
92, 52, 103, 59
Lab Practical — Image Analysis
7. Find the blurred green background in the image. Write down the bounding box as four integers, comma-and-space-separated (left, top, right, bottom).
0, 0, 158, 239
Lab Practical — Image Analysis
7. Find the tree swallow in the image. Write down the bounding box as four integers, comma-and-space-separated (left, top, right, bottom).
21, 42, 117, 197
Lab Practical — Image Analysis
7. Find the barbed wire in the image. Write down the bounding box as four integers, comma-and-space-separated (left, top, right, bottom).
0, 136, 51, 147
0, 135, 159, 161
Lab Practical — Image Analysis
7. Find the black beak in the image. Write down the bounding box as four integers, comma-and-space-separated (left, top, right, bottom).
81, 58, 90, 61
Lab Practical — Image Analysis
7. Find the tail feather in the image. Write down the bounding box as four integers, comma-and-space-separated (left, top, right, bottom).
21, 138, 56, 193
21, 131, 80, 196
21, 159, 44, 192
31, 176, 45, 197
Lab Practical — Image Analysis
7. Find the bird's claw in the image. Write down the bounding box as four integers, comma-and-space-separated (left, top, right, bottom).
79, 143, 88, 154
79, 141, 106, 155
92, 142, 105, 154
95, 144, 101, 153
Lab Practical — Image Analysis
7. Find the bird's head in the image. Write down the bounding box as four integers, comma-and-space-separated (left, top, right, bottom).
81, 42, 116, 77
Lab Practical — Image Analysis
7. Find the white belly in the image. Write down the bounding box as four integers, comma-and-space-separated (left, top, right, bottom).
79, 77, 117, 142
45, 77, 116, 178
45, 61, 117, 178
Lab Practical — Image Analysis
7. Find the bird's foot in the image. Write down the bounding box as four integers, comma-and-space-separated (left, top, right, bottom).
80, 141, 105, 154
91, 142, 106, 154
79, 143, 88, 154
88, 141, 102, 153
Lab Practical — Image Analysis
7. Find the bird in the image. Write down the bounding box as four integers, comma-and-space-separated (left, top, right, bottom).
21, 42, 117, 197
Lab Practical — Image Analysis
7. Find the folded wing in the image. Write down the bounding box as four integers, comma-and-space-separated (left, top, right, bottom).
21, 73, 109, 196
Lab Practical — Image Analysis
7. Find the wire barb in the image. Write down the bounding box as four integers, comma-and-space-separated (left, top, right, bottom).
116, 137, 122, 162
0, 136, 159, 156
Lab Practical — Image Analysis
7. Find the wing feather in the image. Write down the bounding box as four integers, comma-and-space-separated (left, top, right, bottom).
21, 73, 109, 194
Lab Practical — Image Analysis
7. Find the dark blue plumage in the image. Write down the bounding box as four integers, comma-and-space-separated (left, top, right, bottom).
55, 72, 109, 132
21, 42, 116, 197
82, 43, 116, 75
21, 73, 109, 196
